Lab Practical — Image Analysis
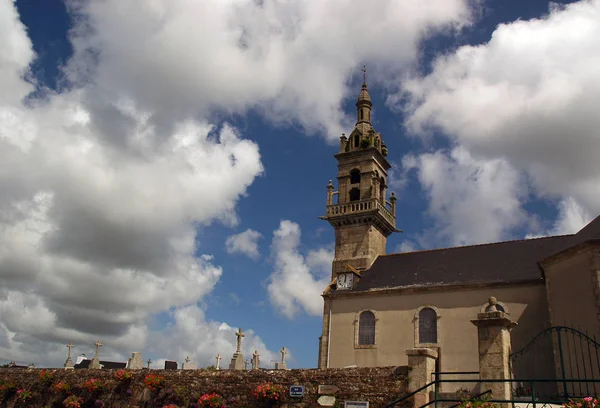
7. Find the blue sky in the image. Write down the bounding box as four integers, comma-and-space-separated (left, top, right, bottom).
1, 0, 598, 368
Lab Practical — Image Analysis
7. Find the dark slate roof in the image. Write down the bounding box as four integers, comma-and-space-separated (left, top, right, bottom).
571, 215, 600, 245
351, 235, 572, 292
74, 359, 127, 369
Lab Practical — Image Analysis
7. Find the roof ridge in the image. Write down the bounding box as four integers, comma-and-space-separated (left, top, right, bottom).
383, 233, 574, 257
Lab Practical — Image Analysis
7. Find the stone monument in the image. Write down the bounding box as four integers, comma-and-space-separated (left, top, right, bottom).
215, 354, 222, 370
251, 350, 260, 370
147, 359, 152, 369
275, 347, 288, 370
182, 356, 197, 370
126, 352, 144, 369
89, 340, 102, 369
64, 342, 74, 369
228, 328, 245, 370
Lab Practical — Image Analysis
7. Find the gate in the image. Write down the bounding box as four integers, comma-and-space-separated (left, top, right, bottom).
510, 326, 600, 399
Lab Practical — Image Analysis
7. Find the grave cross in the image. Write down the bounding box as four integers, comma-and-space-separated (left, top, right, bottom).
235, 328, 245, 353
215, 354, 222, 370
185, 356, 190, 363
280, 347, 287, 363
244, 359, 249, 370
147, 359, 151, 369
66, 342, 73, 359
94, 340, 103, 358
252, 350, 260, 370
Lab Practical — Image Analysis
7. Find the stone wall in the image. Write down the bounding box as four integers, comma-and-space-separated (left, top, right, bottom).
0, 366, 408, 408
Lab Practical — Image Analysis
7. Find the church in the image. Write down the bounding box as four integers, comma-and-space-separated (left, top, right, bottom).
317, 75, 600, 377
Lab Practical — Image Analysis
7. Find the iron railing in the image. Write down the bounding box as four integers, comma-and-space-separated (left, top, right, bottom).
384, 378, 600, 408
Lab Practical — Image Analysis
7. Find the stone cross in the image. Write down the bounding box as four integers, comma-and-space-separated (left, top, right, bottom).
244, 359, 249, 370
252, 350, 260, 370
94, 340, 103, 358
216, 354, 221, 370
64, 342, 75, 369
147, 359, 151, 369
280, 347, 287, 363
185, 356, 190, 363
235, 328, 245, 353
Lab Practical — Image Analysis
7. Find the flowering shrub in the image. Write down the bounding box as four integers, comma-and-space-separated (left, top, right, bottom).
16, 388, 33, 404
114, 369, 134, 382
458, 397, 497, 408
0, 381, 17, 395
163, 405, 179, 408
564, 397, 600, 408
63, 395, 83, 408
253, 383, 285, 402
53, 381, 71, 394
39, 369, 55, 385
144, 373, 166, 391
94, 400, 105, 408
198, 392, 225, 408
83, 378, 104, 393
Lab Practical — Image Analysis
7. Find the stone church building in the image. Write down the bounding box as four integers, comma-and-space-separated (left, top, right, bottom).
317, 77, 600, 378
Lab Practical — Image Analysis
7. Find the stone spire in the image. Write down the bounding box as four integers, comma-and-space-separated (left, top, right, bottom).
356, 66, 372, 125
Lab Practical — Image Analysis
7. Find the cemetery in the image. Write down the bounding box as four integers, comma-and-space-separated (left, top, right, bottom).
0, 328, 408, 408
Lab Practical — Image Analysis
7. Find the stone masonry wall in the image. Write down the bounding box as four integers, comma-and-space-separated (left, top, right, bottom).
0, 366, 408, 408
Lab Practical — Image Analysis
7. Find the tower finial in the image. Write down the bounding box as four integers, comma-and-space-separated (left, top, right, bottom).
361, 65, 367, 87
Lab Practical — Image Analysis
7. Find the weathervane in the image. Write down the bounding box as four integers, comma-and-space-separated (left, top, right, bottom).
361, 65, 367, 85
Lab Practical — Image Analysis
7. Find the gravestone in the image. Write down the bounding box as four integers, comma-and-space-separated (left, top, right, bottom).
89, 340, 102, 370
182, 356, 197, 370
229, 328, 245, 370
64, 342, 74, 370
127, 352, 144, 370
275, 346, 288, 370
251, 350, 260, 370
164, 360, 178, 370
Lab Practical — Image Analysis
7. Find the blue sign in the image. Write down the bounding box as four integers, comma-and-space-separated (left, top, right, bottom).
290, 385, 305, 397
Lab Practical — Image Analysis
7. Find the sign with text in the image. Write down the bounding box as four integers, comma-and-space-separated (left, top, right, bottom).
318, 385, 339, 394
290, 385, 304, 397
318, 396, 336, 406
345, 401, 369, 408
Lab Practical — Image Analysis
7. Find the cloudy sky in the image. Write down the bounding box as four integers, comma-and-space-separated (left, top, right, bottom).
1, 0, 598, 368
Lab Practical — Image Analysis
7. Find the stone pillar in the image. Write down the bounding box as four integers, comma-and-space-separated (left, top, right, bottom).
340, 134, 347, 152
406, 348, 438, 408
318, 298, 332, 369
471, 297, 517, 407
327, 181, 335, 206
390, 192, 397, 216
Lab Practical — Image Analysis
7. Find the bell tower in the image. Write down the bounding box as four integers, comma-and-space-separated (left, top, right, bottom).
320, 68, 398, 279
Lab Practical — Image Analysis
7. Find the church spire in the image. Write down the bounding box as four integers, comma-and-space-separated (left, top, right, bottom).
356, 66, 372, 125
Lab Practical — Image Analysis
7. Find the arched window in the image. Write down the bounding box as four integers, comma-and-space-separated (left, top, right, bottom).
349, 188, 360, 202
379, 177, 385, 201
354, 134, 360, 148
358, 311, 375, 345
360, 110, 364, 120
350, 169, 361, 184
419, 307, 438, 344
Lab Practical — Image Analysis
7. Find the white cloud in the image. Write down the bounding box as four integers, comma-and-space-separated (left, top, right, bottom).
147, 305, 278, 369
526, 197, 592, 239
394, 241, 418, 253
401, 0, 600, 231
267, 221, 333, 319
225, 229, 263, 260
403, 147, 529, 246
64, 0, 473, 140
0, 0, 266, 366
